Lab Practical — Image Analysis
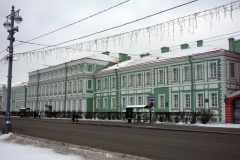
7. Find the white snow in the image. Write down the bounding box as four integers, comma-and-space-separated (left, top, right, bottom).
86, 53, 118, 62
99, 46, 222, 73
0, 133, 83, 160
155, 121, 240, 128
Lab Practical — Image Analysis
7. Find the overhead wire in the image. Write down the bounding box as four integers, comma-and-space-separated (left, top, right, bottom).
0, 0, 131, 55
13, 0, 198, 54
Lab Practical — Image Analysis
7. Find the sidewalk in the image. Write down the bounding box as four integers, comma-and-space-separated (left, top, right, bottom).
41, 118, 240, 135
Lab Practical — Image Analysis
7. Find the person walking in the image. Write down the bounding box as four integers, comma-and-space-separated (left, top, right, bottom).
75, 112, 79, 122
72, 113, 75, 122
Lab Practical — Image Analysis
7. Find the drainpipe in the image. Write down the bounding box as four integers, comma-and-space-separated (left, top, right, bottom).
24, 87, 26, 110
188, 56, 194, 112
115, 69, 119, 112
64, 63, 68, 111
36, 70, 40, 111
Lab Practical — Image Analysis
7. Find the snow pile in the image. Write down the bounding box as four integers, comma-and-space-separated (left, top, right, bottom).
0, 133, 82, 160
0, 133, 150, 160
155, 121, 240, 128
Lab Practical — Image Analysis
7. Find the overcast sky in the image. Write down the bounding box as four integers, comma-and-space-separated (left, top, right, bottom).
0, 0, 239, 86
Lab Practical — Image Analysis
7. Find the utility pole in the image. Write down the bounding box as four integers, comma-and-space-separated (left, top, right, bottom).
2, 6, 23, 134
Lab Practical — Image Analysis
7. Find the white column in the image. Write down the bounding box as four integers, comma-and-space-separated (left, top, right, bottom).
82, 98, 87, 112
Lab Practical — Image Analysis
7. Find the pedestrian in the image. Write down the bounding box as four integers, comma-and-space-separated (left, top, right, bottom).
72, 113, 75, 122
38, 111, 41, 118
75, 112, 79, 122
34, 112, 36, 118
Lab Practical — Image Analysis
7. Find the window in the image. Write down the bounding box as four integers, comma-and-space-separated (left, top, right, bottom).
68, 100, 71, 110
159, 95, 164, 108
50, 84, 53, 94
122, 97, 126, 107
79, 99, 82, 110
146, 72, 151, 84
96, 98, 100, 109
73, 100, 76, 110
158, 70, 164, 84
185, 94, 190, 108
88, 80, 92, 89
104, 78, 108, 89
0, 96, 2, 101
137, 73, 141, 85
112, 77, 116, 88
122, 75, 126, 87
230, 62, 235, 78
54, 84, 57, 93
184, 66, 190, 80
211, 93, 217, 107
173, 94, 179, 108
196, 64, 203, 79
112, 98, 116, 108
197, 93, 203, 108
210, 62, 217, 78
73, 81, 77, 91
79, 80, 83, 90
104, 98, 108, 109
173, 68, 178, 81
138, 96, 142, 105
97, 80, 101, 90
129, 74, 134, 86
129, 97, 134, 105
59, 83, 63, 93
68, 82, 72, 92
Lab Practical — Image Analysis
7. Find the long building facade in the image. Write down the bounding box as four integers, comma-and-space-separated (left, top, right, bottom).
3, 38, 240, 123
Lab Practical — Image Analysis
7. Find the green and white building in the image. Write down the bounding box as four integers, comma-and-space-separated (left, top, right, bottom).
3, 38, 240, 123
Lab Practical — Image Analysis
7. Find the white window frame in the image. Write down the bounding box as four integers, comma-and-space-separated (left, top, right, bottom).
208, 61, 217, 79
96, 98, 100, 109
73, 80, 77, 91
122, 97, 126, 108
122, 75, 126, 87
129, 74, 134, 86
183, 93, 191, 108
111, 97, 116, 109
172, 93, 179, 108
172, 67, 179, 82
158, 94, 165, 109
229, 61, 236, 79
137, 96, 142, 105
137, 73, 142, 85
79, 79, 83, 90
195, 63, 203, 80
104, 97, 108, 109
209, 91, 218, 108
146, 71, 151, 85
97, 79, 101, 90
183, 65, 190, 81
104, 78, 108, 89
112, 77, 116, 88
196, 92, 204, 108
129, 96, 134, 105
158, 69, 164, 84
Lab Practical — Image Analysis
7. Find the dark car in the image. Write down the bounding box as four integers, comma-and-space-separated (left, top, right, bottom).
19, 108, 30, 117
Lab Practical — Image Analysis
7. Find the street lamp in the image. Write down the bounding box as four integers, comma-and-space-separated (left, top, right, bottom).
2, 6, 23, 134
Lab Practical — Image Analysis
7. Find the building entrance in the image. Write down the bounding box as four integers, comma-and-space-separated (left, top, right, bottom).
234, 98, 240, 124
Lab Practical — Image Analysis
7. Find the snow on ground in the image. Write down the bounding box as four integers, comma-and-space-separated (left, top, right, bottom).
155, 121, 240, 128
0, 133, 150, 160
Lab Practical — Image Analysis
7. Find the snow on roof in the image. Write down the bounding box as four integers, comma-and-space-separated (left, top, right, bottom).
13, 82, 27, 88
126, 105, 148, 108
85, 53, 118, 62
98, 46, 222, 73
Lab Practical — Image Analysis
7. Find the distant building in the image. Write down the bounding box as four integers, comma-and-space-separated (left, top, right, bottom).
0, 84, 6, 111
4, 38, 240, 123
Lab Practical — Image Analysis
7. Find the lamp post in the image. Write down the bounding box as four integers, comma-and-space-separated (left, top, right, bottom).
2, 6, 23, 134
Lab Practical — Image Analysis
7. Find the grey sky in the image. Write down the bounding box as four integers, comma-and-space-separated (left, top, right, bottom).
0, 0, 239, 86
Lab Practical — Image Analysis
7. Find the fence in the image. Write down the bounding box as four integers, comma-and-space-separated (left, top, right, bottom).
0, 111, 199, 123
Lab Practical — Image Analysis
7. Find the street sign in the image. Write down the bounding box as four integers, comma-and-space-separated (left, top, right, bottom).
149, 94, 154, 108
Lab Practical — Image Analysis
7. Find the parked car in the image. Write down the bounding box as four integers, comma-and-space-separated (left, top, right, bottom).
19, 108, 30, 117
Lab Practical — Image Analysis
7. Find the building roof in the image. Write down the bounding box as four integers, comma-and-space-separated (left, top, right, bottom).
12, 82, 27, 88
97, 46, 222, 73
